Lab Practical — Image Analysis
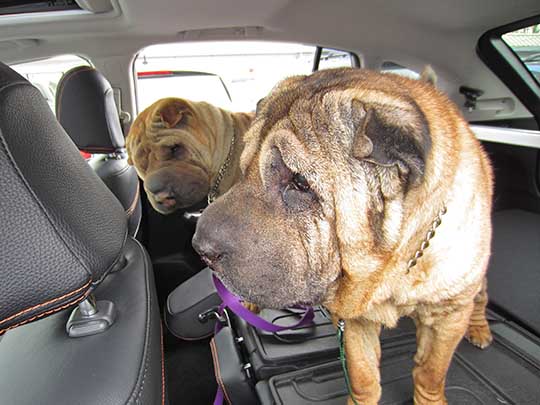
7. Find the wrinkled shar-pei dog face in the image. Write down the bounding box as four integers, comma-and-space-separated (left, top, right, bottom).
193, 68, 430, 308
127, 97, 218, 214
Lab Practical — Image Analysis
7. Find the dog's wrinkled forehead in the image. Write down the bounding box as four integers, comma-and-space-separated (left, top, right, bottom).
240, 68, 427, 173
241, 73, 338, 172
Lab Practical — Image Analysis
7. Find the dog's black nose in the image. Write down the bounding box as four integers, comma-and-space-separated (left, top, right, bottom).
193, 198, 238, 271
153, 191, 176, 208
192, 232, 224, 270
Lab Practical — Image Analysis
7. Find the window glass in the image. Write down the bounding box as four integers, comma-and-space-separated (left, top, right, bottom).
136, 71, 234, 112
317, 48, 354, 70
502, 24, 540, 84
381, 61, 419, 79
11, 54, 92, 112
0, 0, 80, 16
134, 41, 316, 113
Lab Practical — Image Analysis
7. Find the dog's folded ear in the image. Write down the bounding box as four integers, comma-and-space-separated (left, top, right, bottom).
255, 97, 265, 114
158, 101, 187, 128
420, 65, 437, 87
350, 99, 431, 189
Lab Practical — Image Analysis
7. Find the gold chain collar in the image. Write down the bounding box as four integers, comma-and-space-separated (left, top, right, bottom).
207, 126, 236, 204
406, 205, 447, 273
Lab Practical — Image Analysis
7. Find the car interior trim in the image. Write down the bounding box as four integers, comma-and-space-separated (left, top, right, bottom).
472, 125, 540, 148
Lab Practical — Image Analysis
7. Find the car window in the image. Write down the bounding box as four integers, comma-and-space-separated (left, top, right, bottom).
0, 0, 81, 15
381, 61, 419, 79
317, 48, 356, 70
11, 54, 92, 113
134, 41, 317, 112
136, 71, 233, 112
502, 24, 540, 84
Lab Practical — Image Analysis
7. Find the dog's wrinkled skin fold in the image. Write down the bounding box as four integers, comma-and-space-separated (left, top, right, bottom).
193, 68, 493, 404
126, 97, 253, 213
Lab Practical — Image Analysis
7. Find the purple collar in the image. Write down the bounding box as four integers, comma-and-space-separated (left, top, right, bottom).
212, 274, 315, 332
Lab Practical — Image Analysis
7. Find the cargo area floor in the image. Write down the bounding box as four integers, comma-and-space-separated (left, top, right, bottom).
256, 311, 540, 405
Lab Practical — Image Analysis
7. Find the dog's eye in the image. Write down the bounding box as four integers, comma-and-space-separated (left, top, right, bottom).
291, 173, 310, 192
170, 144, 185, 159
282, 173, 318, 212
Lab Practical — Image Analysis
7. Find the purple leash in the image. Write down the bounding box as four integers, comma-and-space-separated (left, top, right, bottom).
212, 274, 315, 404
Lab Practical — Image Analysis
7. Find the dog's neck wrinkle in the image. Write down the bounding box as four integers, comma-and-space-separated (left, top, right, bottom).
193, 104, 228, 178
327, 189, 385, 319
327, 261, 385, 320
327, 190, 441, 320
208, 108, 238, 189
216, 114, 246, 193
215, 114, 232, 177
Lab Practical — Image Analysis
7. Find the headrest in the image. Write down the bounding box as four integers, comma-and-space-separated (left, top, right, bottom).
0, 61, 127, 334
56, 66, 125, 153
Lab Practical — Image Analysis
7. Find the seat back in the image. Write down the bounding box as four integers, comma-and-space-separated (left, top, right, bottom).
0, 61, 127, 334
56, 66, 141, 236
0, 61, 164, 404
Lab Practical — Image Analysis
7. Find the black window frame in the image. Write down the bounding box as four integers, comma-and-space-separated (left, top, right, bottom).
0, 0, 80, 16
312, 46, 361, 71
477, 14, 540, 125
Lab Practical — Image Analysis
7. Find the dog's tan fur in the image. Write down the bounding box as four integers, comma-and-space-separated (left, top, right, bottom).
194, 67, 493, 404
126, 97, 253, 213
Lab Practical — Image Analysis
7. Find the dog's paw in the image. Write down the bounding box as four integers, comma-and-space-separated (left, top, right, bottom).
242, 301, 260, 313
348, 397, 379, 405
413, 394, 448, 405
465, 324, 493, 349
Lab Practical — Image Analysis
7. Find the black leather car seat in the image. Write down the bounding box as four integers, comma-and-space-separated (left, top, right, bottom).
0, 61, 164, 405
56, 66, 142, 236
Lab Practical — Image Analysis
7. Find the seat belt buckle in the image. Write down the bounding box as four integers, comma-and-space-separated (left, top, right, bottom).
198, 306, 229, 327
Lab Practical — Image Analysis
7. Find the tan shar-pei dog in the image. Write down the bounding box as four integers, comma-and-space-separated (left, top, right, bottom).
193, 67, 493, 404
126, 97, 253, 214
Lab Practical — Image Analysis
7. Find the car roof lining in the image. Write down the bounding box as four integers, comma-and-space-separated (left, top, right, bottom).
1, 0, 540, 121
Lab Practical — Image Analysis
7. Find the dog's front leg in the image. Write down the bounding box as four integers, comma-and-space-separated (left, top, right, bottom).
465, 276, 492, 348
412, 302, 474, 405
342, 318, 382, 405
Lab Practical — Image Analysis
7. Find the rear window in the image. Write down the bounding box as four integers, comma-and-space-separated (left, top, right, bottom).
381, 61, 419, 79
502, 23, 540, 84
0, 0, 80, 16
134, 41, 318, 113
11, 54, 92, 113
317, 48, 356, 70
136, 70, 233, 112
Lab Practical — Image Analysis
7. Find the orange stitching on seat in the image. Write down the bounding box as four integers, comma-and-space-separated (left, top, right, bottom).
82, 146, 116, 153
126, 182, 140, 217
160, 322, 165, 405
210, 338, 233, 405
0, 287, 90, 335
0, 279, 92, 327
